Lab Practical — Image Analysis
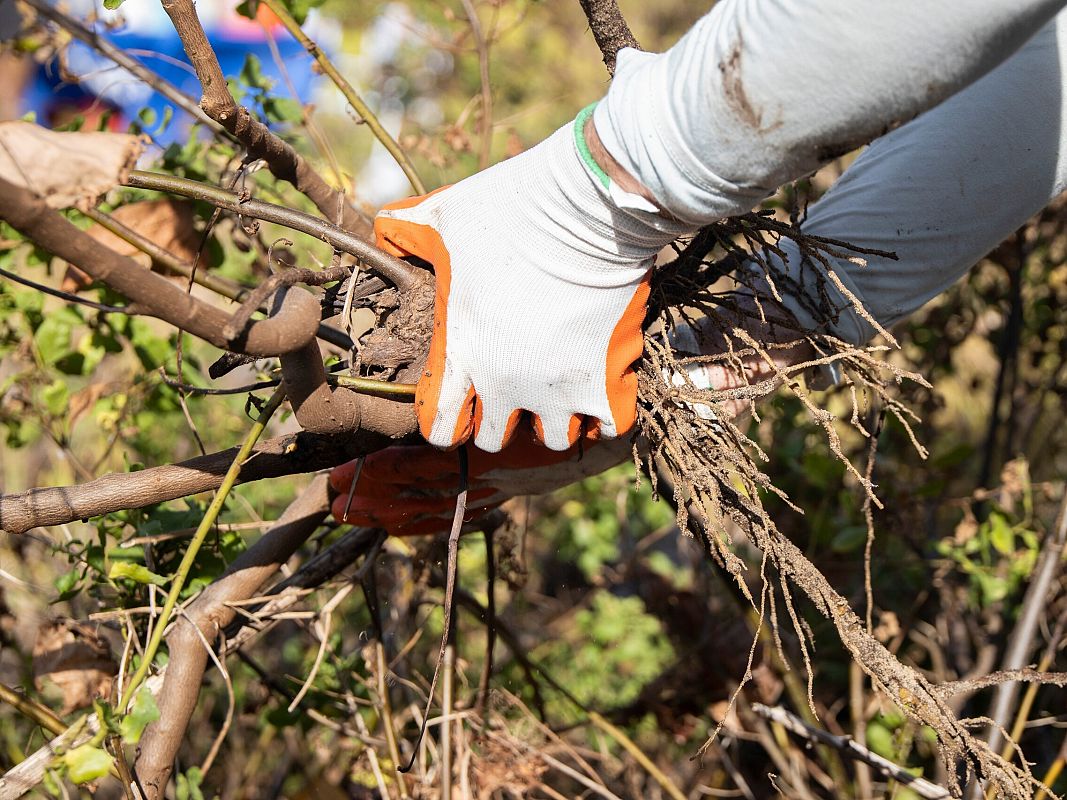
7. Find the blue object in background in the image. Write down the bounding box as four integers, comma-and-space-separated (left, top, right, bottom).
21, 3, 323, 144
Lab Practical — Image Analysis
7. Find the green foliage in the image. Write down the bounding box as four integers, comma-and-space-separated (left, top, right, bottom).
120, 686, 161, 744
531, 592, 675, 715
237, 0, 326, 25
62, 744, 113, 784
176, 767, 205, 800
937, 508, 1040, 608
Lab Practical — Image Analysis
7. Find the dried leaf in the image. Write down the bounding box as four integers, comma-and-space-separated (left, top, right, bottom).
0, 121, 144, 210
33, 619, 116, 715
61, 198, 201, 292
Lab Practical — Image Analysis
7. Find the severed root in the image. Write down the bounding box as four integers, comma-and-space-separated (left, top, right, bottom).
634, 214, 1051, 799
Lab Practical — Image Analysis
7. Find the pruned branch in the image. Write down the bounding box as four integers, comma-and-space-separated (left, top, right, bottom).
0, 418, 416, 535
0, 176, 322, 357
577, 0, 640, 75
159, 0, 374, 240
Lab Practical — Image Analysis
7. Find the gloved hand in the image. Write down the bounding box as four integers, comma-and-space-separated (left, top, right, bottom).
375, 106, 690, 453
329, 426, 631, 536
328, 318, 772, 535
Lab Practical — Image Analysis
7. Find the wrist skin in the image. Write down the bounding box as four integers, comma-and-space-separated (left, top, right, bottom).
584, 113, 661, 208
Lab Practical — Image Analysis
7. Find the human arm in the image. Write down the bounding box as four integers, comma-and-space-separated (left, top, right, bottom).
336, 10, 1067, 530
381, 0, 1065, 456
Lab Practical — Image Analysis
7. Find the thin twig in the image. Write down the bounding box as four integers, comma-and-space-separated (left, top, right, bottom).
0, 265, 128, 314
124, 170, 420, 291
0, 681, 65, 736
20, 0, 227, 136
258, 0, 425, 194
985, 487, 1067, 754
401, 447, 469, 773
752, 704, 951, 799
116, 388, 286, 712
159, 0, 374, 238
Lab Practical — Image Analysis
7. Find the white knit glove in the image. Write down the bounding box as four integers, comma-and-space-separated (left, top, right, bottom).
374, 108, 689, 452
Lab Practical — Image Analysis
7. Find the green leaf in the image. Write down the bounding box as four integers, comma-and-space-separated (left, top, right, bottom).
63, 744, 113, 784
34, 308, 79, 365
865, 721, 895, 759
120, 686, 160, 744
264, 97, 304, 124
103, 0, 126, 8
176, 767, 205, 800
986, 512, 1015, 556
108, 562, 169, 586
239, 54, 272, 92
54, 568, 81, 599
831, 524, 868, 553
40, 380, 69, 418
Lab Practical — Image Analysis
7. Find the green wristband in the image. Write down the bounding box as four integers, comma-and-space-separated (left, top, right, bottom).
574, 103, 610, 189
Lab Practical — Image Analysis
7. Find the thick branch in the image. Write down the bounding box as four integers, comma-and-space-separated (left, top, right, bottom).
80, 206, 353, 352
159, 0, 374, 240
577, 0, 640, 75
136, 475, 332, 799
0, 418, 416, 535
125, 170, 422, 292
281, 341, 363, 434
0, 176, 321, 356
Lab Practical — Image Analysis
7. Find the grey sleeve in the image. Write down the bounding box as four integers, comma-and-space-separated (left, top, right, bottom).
769, 14, 1067, 344
593, 0, 1065, 227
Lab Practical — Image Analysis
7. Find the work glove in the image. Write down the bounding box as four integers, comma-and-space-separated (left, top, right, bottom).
329, 320, 763, 535
329, 425, 631, 536
375, 106, 690, 453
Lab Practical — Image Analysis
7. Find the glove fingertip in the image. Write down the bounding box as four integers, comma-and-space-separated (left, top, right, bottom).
424, 382, 476, 449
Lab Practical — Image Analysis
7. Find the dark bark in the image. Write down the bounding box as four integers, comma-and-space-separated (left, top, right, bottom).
577, 0, 640, 75
159, 0, 374, 241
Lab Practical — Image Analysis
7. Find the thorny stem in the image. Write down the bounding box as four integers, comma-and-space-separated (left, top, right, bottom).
124, 170, 420, 291
257, 0, 426, 195
116, 388, 285, 712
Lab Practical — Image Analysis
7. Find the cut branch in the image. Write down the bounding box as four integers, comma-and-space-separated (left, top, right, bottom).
0, 418, 416, 535
159, 0, 375, 240
577, 0, 640, 75
0, 176, 321, 357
